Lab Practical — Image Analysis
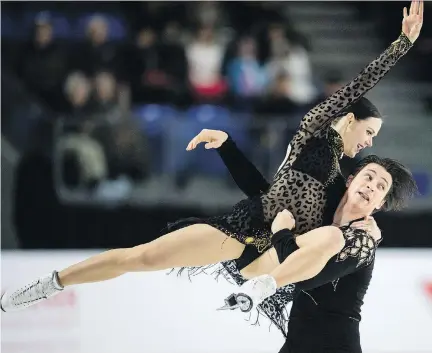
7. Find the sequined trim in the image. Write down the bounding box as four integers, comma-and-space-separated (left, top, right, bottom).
327, 128, 344, 158
389, 33, 413, 59
332, 278, 340, 291
324, 128, 343, 187
336, 226, 379, 268
207, 222, 273, 254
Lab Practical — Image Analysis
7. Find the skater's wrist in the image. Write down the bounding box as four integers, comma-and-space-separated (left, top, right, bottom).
272, 228, 294, 238
216, 134, 234, 151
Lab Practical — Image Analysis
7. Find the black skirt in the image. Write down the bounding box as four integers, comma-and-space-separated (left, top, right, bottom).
162, 196, 299, 336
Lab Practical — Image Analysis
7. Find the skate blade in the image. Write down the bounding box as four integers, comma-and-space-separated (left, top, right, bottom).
217, 302, 240, 311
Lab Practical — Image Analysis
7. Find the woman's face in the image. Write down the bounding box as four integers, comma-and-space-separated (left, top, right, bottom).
342, 115, 383, 158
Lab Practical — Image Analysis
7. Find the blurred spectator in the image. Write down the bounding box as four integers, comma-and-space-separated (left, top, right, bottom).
226, 37, 266, 99
58, 132, 108, 190
269, 72, 292, 98
256, 72, 298, 115
160, 22, 189, 85
94, 93, 149, 182
225, 2, 285, 36
162, 21, 184, 45
60, 72, 148, 188
94, 111, 149, 182
128, 28, 159, 103
188, 1, 233, 46
186, 1, 233, 45
186, 26, 227, 100
18, 13, 69, 112
192, 1, 221, 28
123, 2, 188, 34
72, 15, 121, 78
128, 26, 188, 105
59, 72, 107, 189
93, 71, 120, 115
63, 72, 94, 118
265, 24, 317, 105
62, 70, 148, 181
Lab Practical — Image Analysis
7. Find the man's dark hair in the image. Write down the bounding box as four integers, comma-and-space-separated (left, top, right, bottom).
351, 155, 418, 211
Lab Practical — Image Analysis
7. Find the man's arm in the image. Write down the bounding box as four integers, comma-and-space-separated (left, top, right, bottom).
270, 226, 347, 289
266, 210, 381, 290
218, 224, 378, 312
270, 223, 379, 291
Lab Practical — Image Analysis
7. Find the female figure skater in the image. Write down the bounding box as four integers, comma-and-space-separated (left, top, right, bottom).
1, 1, 423, 317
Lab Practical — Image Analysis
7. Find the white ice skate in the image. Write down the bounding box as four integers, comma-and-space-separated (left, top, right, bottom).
217, 274, 277, 313
1, 271, 63, 312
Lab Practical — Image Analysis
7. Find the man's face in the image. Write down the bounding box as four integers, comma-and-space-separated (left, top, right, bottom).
69, 80, 90, 107
88, 19, 108, 45
35, 23, 53, 46
95, 73, 116, 102
346, 163, 393, 213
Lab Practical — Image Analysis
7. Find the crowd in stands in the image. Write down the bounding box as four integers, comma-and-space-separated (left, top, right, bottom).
3, 1, 429, 192
2, 2, 329, 116
1, 2, 330, 188
3, 2, 431, 250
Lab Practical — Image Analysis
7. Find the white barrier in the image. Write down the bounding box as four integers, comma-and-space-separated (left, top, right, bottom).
1, 250, 432, 353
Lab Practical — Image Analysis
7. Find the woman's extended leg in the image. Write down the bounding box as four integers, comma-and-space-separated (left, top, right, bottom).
1, 224, 245, 312
59, 224, 246, 287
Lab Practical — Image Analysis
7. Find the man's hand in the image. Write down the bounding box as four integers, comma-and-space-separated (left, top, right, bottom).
271, 209, 296, 233
351, 216, 382, 242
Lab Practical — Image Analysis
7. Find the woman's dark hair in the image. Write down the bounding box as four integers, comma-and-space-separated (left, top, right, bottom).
336, 97, 382, 122
351, 155, 418, 211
